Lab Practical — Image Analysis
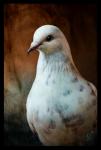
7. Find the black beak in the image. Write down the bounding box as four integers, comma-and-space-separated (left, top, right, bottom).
27, 43, 42, 54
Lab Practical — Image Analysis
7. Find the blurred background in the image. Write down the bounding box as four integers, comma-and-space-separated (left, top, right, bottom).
4, 4, 97, 146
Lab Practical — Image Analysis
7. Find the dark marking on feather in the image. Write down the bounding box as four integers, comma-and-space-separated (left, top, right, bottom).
55, 104, 69, 117
63, 90, 72, 96
79, 85, 84, 92
62, 114, 84, 127
64, 57, 69, 63
55, 104, 84, 128
46, 73, 51, 85
48, 119, 56, 129
87, 82, 91, 87
47, 108, 50, 112
91, 89, 96, 96
43, 128, 51, 134
72, 76, 78, 82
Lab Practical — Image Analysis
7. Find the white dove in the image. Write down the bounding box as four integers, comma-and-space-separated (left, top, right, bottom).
26, 25, 97, 146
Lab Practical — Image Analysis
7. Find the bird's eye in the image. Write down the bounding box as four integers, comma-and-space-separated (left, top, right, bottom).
46, 35, 54, 42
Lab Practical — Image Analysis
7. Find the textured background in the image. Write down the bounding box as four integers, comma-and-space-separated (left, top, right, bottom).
4, 4, 97, 146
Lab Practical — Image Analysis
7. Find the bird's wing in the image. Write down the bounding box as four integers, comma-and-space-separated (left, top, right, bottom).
89, 82, 97, 97
27, 119, 36, 134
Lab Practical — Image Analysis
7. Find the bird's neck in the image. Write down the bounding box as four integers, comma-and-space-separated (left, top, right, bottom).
36, 51, 80, 76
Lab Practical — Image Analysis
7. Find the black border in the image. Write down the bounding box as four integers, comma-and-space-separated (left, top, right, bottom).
1, 0, 99, 148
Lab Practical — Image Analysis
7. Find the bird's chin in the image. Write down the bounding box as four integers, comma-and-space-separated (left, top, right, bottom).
35, 45, 42, 51
37, 47, 42, 52
38, 46, 46, 53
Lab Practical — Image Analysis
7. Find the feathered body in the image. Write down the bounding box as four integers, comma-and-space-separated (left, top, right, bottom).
26, 25, 97, 146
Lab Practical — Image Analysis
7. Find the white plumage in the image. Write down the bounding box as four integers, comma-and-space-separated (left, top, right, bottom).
26, 25, 97, 146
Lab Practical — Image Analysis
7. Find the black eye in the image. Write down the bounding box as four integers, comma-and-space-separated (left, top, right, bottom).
46, 35, 54, 42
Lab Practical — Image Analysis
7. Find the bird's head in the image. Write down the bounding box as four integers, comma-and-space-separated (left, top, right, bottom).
27, 25, 70, 55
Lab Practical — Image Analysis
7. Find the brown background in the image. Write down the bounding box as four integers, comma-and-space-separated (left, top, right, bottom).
4, 4, 97, 145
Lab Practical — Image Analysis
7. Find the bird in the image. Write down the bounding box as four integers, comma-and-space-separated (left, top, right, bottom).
26, 25, 97, 146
